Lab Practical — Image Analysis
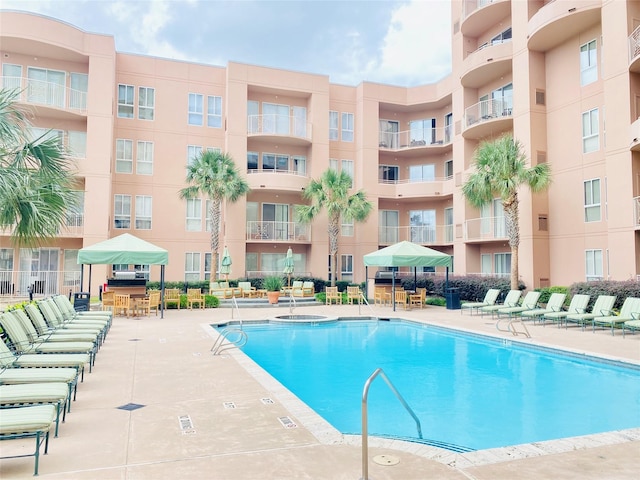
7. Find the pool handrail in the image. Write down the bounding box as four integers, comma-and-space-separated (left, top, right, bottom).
361, 367, 422, 480
211, 327, 247, 355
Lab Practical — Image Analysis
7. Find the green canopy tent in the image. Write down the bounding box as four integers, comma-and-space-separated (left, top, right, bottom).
363, 241, 452, 311
77, 233, 169, 318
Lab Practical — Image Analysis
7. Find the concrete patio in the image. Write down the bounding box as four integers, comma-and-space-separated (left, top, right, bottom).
1, 301, 639, 479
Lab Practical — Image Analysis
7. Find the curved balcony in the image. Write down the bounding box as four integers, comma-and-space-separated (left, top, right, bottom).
528, 0, 601, 52
634, 197, 640, 228
378, 125, 453, 156
464, 216, 507, 242
246, 221, 311, 243
2, 76, 87, 119
630, 26, 640, 73
379, 225, 454, 246
247, 114, 312, 146
463, 99, 513, 140
460, 41, 512, 89
246, 168, 308, 192
461, 0, 511, 37
631, 117, 640, 152
377, 177, 453, 200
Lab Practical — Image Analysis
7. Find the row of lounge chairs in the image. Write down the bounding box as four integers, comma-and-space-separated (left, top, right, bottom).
0, 295, 112, 475
461, 289, 640, 338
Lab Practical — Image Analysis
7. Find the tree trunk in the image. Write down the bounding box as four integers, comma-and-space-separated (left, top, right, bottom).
328, 213, 340, 286
210, 198, 222, 281
504, 192, 520, 291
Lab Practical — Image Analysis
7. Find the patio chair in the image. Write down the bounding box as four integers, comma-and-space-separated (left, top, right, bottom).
0, 383, 70, 437
101, 290, 115, 313
592, 297, 640, 336
542, 294, 590, 327
0, 404, 58, 475
238, 281, 257, 298
479, 290, 522, 318
164, 288, 182, 309
187, 288, 205, 309
395, 289, 409, 310
148, 290, 161, 316
114, 294, 131, 317
325, 286, 342, 305
520, 293, 567, 324
293, 281, 315, 297
208, 282, 231, 299
564, 295, 616, 331
346, 286, 362, 304
460, 289, 500, 315
409, 288, 426, 309
374, 287, 389, 306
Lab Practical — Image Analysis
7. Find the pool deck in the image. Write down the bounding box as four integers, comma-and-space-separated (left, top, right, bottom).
1, 301, 639, 479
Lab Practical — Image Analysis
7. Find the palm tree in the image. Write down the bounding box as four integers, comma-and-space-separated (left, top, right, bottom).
462, 134, 551, 290
179, 150, 250, 279
296, 169, 372, 286
0, 88, 79, 246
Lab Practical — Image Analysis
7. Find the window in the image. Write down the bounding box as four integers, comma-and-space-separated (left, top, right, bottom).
379, 165, 399, 183
115, 139, 133, 173
584, 178, 601, 222
341, 216, 354, 236
341, 112, 354, 141
69, 73, 88, 110
329, 158, 338, 171
30, 127, 63, 146
114, 194, 131, 229
117, 84, 134, 118
262, 153, 289, 171
491, 27, 512, 45
409, 164, 435, 182
247, 151, 259, 171
379, 119, 399, 148
187, 145, 202, 168
341, 159, 353, 181
379, 210, 399, 244
207, 95, 222, 128
494, 253, 511, 276
186, 199, 202, 231
444, 159, 453, 179
263, 103, 289, 134
136, 141, 154, 175
409, 118, 435, 144
341, 254, 353, 281
247, 100, 259, 133
292, 156, 306, 175
204, 253, 212, 281
585, 249, 603, 281
67, 131, 86, 158
138, 86, 155, 120
492, 83, 513, 116
188, 93, 203, 125
580, 39, 597, 86
2, 64, 22, 90
410, 210, 436, 243
185, 253, 200, 282
133, 264, 150, 281
1, 247, 15, 273
329, 111, 339, 140
205, 200, 213, 232
27, 67, 65, 107
481, 254, 492, 275
582, 108, 599, 153
66, 191, 84, 227
444, 207, 454, 243
135, 195, 152, 229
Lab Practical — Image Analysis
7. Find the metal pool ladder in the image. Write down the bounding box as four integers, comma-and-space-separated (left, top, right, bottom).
361, 368, 422, 480
211, 324, 247, 355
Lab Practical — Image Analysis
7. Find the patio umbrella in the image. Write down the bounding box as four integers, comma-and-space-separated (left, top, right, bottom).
283, 247, 295, 287
220, 246, 232, 281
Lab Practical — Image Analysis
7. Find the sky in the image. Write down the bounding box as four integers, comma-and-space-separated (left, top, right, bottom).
2, 0, 452, 87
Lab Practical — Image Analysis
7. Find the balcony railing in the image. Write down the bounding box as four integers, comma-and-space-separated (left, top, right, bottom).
379, 125, 452, 150
379, 225, 454, 245
0, 270, 82, 297
630, 25, 640, 63
2, 76, 87, 114
378, 176, 451, 185
247, 167, 307, 176
464, 216, 508, 241
634, 196, 640, 227
247, 114, 312, 141
246, 221, 311, 242
465, 99, 512, 127
462, 0, 497, 20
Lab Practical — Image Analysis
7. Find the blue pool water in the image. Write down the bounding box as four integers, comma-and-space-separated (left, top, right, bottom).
233, 320, 640, 451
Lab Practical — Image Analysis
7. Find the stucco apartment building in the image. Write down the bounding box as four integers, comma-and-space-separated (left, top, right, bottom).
0, 1, 639, 297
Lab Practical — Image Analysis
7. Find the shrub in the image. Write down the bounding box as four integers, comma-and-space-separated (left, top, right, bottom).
400, 275, 524, 302
425, 296, 446, 307
534, 286, 569, 306
262, 276, 284, 292
569, 280, 640, 311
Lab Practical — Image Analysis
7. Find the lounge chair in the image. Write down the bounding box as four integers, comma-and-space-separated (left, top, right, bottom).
12, 309, 100, 347
187, 288, 205, 309
0, 404, 57, 475
564, 295, 616, 331
37, 300, 108, 340
520, 293, 567, 324
0, 383, 70, 437
460, 289, 500, 315
479, 290, 522, 318
325, 286, 342, 305
541, 294, 590, 327
53, 294, 113, 321
346, 286, 362, 305
25, 304, 105, 347
497, 291, 541, 318
592, 297, 640, 335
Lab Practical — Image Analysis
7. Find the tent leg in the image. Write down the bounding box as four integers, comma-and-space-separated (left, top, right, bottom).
160, 266, 165, 319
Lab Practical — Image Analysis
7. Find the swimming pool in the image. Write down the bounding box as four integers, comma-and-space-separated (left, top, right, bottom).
228, 319, 640, 451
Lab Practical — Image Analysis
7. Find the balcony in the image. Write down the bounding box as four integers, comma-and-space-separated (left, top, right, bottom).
247, 114, 312, 146
379, 225, 454, 246
461, 0, 511, 37
59, 214, 84, 237
246, 221, 311, 243
2, 76, 87, 119
246, 168, 308, 192
528, 0, 601, 52
631, 118, 640, 152
378, 177, 453, 199
0, 269, 82, 297
634, 197, 640, 228
463, 99, 513, 140
461, 41, 513, 88
378, 125, 452, 154
464, 216, 508, 242
630, 26, 640, 73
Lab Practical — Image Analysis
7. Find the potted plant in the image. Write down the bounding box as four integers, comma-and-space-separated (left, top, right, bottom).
263, 276, 284, 304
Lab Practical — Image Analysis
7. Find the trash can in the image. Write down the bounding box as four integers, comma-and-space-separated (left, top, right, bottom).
73, 292, 90, 312
445, 287, 461, 310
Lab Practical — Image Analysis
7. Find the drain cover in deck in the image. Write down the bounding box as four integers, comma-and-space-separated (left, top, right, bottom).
117, 403, 146, 411
373, 454, 400, 466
